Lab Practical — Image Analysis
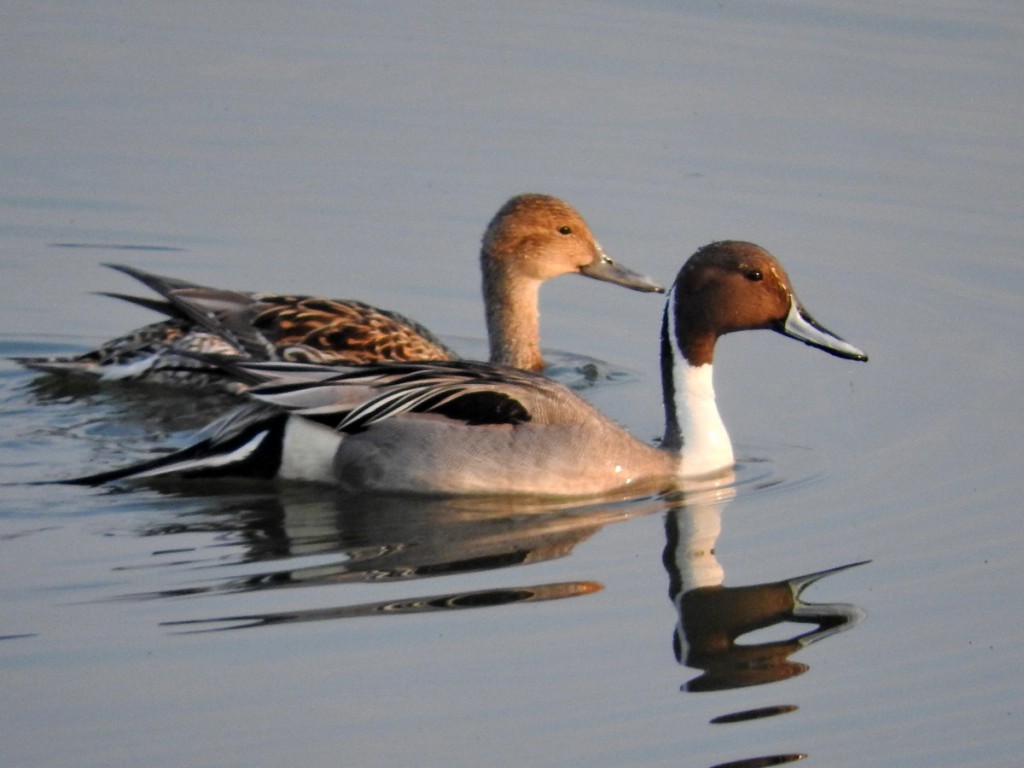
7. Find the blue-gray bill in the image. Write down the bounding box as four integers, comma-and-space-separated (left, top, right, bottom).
778, 302, 868, 361
580, 252, 665, 293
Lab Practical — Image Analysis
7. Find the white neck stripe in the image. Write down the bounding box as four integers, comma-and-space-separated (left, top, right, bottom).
662, 282, 735, 477
665, 283, 682, 362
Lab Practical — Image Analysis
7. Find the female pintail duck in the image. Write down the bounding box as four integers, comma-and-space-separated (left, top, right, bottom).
17, 194, 662, 389
68, 241, 867, 496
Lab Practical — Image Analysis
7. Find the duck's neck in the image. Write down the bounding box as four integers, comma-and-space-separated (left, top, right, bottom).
482, 257, 544, 371
660, 299, 735, 476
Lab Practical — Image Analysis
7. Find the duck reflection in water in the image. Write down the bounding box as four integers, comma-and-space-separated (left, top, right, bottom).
663, 474, 868, 694
124, 474, 869, 768
660, 475, 869, 768
132, 487, 669, 631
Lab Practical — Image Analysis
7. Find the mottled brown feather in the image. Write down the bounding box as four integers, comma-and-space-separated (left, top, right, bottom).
248, 295, 455, 364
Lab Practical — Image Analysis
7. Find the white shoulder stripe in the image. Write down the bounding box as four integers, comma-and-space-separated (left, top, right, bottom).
129, 430, 270, 479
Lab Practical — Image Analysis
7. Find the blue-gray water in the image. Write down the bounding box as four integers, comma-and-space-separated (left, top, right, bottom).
2, 3, 1022, 767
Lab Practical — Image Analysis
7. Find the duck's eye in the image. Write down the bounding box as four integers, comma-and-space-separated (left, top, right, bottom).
558, 225, 572, 235
744, 268, 763, 282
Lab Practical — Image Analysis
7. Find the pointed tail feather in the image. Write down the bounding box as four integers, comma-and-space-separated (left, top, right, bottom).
13, 356, 95, 376
61, 405, 290, 485
94, 291, 180, 318
105, 263, 204, 294
105, 264, 264, 356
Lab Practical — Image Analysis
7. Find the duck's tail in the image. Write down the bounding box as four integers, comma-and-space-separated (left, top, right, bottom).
62, 404, 293, 485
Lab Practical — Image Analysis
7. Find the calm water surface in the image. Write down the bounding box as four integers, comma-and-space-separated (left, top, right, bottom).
2, 3, 1022, 767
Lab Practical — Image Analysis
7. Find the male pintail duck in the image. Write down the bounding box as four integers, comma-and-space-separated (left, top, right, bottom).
67, 241, 867, 496
18, 194, 662, 389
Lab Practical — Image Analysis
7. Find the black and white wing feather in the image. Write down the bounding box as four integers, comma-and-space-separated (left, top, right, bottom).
245, 360, 568, 430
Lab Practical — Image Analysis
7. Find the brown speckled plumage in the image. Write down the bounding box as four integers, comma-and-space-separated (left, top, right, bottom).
249, 296, 455, 364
